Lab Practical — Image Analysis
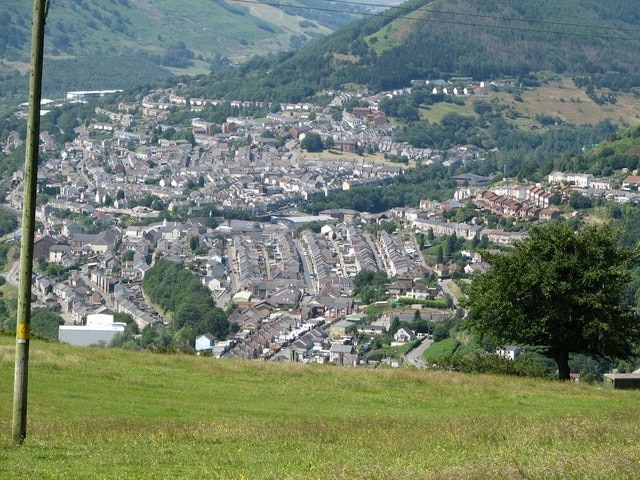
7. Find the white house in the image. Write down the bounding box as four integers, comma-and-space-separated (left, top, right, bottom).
406, 284, 428, 300
394, 327, 416, 343
496, 345, 522, 360
195, 333, 216, 352
49, 244, 71, 264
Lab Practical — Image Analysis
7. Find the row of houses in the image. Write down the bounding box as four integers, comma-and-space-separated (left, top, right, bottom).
475, 189, 560, 220
377, 231, 418, 276
548, 171, 614, 190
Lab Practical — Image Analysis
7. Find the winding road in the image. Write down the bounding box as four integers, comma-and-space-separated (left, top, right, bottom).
403, 336, 433, 368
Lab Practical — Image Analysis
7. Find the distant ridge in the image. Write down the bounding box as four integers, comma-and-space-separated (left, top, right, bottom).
181, 0, 640, 102
0, 0, 378, 102
2, 0, 640, 104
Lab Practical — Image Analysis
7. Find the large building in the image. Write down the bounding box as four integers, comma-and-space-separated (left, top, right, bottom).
66, 90, 123, 100
58, 313, 125, 347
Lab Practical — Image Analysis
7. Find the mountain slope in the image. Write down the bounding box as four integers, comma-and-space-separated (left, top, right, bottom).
0, 0, 374, 103
182, 0, 640, 102
0, 0, 350, 63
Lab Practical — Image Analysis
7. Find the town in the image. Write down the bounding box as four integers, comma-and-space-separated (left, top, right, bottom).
2, 82, 633, 365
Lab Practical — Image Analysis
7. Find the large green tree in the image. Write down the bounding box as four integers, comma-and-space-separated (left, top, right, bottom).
463, 223, 640, 380
30, 307, 64, 340
0, 210, 18, 237
300, 132, 324, 153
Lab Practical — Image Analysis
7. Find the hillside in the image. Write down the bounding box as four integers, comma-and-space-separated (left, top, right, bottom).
1, 335, 640, 479
0, 0, 377, 104
544, 123, 640, 186
182, 0, 640, 102
4, 0, 640, 107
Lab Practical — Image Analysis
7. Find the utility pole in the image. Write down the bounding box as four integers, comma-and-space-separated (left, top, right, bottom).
12, 0, 49, 445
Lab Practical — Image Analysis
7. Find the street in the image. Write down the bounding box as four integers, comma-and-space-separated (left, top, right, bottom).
403, 335, 433, 368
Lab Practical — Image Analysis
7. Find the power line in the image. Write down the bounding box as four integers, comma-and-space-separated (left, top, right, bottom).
231, 0, 640, 41
331, 0, 640, 35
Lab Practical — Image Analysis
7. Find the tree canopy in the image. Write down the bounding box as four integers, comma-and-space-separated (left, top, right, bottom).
142, 258, 231, 343
353, 269, 389, 304
30, 307, 64, 340
0, 210, 18, 237
300, 132, 324, 152
463, 222, 640, 380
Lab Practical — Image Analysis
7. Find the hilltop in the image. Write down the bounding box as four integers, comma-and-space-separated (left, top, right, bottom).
1, 335, 639, 479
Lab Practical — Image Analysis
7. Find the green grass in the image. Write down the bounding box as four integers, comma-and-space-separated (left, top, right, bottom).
366, 17, 410, 54
0, 280, 18, 331
1, 335, 640, 479
414, 75, 640, 130
446, 280, 466, 301
420, 102, 476, 124
423, 337, 460, 362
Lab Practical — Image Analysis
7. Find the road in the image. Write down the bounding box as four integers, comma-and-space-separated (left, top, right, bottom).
401, 280, 464, 368
293, 239, 316, 293
403, 336, 433, 368
440, 278, 461, 308
1, 260, 20, 286
0, 202, 21, 217
403, 279, 465, 368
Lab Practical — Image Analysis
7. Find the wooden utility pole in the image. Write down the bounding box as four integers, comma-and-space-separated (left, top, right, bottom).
12, 0, 49, 445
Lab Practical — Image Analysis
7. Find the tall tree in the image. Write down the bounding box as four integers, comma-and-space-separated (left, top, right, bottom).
463, 223, 640, 380
29, 307, 64, 340
300, 132, 324, 152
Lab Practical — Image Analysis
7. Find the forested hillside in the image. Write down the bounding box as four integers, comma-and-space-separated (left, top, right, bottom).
0, 0, 370, 104
3, 0, 640, 105
182, 0, 640, 102
569, 124, 640, 177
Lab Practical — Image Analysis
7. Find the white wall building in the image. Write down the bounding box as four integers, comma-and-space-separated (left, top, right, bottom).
58, 313, 125, 347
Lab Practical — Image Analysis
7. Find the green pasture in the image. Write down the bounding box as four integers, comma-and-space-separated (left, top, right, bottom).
1, 335, 639, 479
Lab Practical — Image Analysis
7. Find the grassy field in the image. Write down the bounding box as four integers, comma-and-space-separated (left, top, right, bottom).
1, 335, 639, 479
417, 76, 640, 130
